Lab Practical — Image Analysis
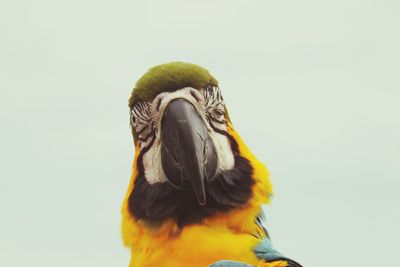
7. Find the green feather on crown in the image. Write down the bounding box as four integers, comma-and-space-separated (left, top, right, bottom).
129, 62, 219, 108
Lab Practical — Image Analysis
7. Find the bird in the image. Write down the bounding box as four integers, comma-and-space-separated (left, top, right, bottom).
121, 62, 302, 267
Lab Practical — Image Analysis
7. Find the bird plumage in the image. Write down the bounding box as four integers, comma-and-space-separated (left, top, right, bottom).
121, 62, 301, 267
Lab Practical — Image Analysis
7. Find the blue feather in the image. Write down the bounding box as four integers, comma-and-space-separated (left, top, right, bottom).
253, 237, 285, 261
208, 260, 254, 267
209, 208, 302, 267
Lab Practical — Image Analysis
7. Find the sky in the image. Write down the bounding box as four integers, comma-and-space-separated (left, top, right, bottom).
1, 0, 399, 266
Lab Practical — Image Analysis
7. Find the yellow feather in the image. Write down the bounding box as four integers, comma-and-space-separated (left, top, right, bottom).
121, 123, 274, 267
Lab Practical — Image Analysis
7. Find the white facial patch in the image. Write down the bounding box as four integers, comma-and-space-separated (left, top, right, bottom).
209, 129, 235, 173
142, 137, 168, 183
137, 87, 235, 184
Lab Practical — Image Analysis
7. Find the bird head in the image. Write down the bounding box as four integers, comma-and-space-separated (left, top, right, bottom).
123, 62, 272, 228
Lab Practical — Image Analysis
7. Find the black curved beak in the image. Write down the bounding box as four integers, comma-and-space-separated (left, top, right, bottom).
161, 98, 217, 206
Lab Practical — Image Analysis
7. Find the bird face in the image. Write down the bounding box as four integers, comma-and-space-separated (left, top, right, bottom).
125, 62, 259, 228
130, 86, 235, 206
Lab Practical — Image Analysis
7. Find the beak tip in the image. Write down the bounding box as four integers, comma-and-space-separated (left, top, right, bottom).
198, 198, 206, 206
194, 190, 207, 206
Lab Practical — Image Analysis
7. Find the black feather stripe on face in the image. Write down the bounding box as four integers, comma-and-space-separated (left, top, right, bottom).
127, 132, 254, 228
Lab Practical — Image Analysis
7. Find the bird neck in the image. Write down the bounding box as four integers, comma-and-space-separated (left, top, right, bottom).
121, 123, 273, 242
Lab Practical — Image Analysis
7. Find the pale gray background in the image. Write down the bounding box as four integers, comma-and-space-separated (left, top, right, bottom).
1, 1, 399, 266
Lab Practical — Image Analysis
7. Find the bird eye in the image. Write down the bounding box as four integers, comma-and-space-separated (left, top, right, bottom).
214, 109, 224, 116
130, 100, 153, 136
202, 86, 226, 127
130, 114, 136, 124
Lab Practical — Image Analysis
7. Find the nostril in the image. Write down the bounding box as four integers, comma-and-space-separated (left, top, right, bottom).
155, 98, 162, 111
190, 89, 202, 102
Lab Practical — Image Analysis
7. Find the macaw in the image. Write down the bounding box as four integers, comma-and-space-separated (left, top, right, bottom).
121, 62, 302, 267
